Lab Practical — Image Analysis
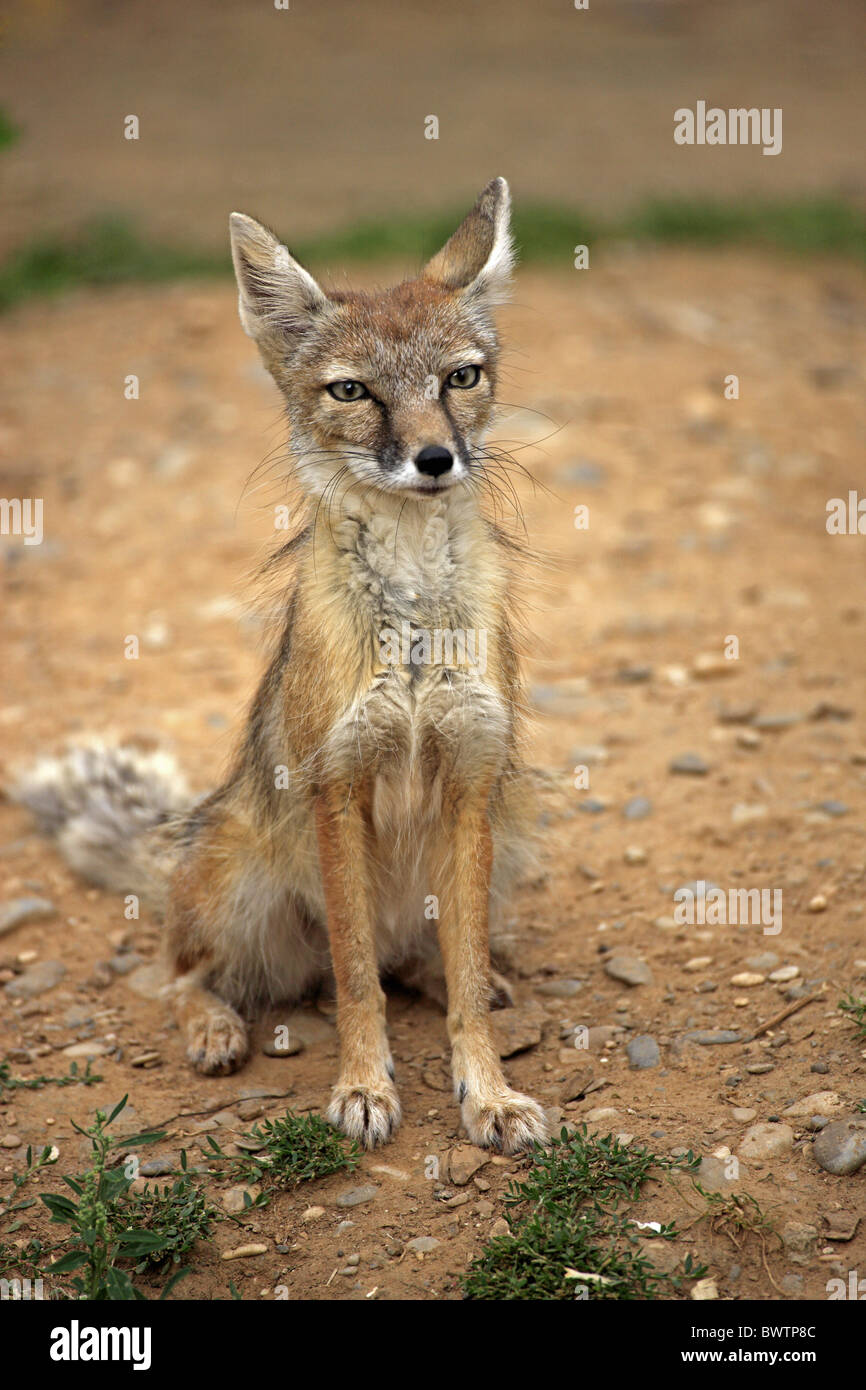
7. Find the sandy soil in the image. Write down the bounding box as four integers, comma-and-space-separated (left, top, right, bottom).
1, 247, 865, 1300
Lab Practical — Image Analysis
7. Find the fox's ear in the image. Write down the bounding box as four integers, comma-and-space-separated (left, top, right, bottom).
422, 177, 514, 311
229, 212, 329, 343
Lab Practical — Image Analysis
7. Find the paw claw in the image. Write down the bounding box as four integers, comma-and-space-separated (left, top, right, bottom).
327, 1081, 401, 1149
461, 1090, 548, 1154
186, 1010, 248, 1075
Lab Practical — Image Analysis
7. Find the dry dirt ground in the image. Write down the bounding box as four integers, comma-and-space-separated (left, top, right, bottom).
1, 248, 865, 1301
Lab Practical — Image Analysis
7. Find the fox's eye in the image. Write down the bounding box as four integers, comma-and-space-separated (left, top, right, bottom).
446, 365, 481, 390
327, 380, 368, 402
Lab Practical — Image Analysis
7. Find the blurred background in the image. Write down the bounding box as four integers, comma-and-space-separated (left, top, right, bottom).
1, 0, 864, 287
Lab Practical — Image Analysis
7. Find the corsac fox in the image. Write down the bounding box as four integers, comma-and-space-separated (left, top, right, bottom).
13, 178, 548, 1153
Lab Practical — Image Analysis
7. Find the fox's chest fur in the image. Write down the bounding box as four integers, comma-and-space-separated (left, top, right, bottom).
268, 491, 514, 950
316, 492, 510, 788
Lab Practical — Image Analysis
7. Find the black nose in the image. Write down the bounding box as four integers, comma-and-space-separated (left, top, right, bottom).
415, 445, 453, 477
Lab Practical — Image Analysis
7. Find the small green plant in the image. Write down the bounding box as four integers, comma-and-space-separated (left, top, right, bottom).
0, 1099, 221, 1298
207, 1109, 359, 1192
839, 991, 866, 1040
114, 1155, 217, 1272
0, 1059, 102, 1095
35, 1096, 213, 1299
0, 1143, 59, 1221
0, 1236, 46, 1283
461, 1127, 702, 1301
41, 1096, 169, 1298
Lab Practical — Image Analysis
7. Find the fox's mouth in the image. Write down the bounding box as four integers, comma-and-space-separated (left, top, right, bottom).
405, 480, 451, 495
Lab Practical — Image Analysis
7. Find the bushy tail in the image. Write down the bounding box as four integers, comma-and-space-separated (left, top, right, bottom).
8, 740, 193, 914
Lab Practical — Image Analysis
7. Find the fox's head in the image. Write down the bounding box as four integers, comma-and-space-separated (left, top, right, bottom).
229, 178, 513, 501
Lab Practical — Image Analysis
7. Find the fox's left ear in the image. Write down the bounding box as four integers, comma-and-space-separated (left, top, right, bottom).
422, 177, 514, 313
229, 212, 329, 346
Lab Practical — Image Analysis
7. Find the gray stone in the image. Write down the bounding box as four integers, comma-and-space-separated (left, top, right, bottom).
140, 1155, 178, 1178
823, 1211, 860, 1242
335, 1184, 379, 1208
627, 1035, 660, 1069
751, 712, 804, 731
781, 1221, 818, 1264
812, 1118, 866, 1175
745, 953, 780, 973
448, 1145, 489, 1186
782, 1091, 842, 1119
697, 1156, 742, 1192
684, 1029, 741, 1045
604, 953, 652, 987
62, 1040, 113, 1059
492, 1007, 544, 1057
405, 1236, 440, 1254
737, 1123, 795, 1161
125, 962, 169, 999
108, 952, 144, 976
0, 897, 57, 937
535, 978, 583, 999
623, 796, 652, 820
669, 753, 710, 776
4, 959, 66, 1000
559, 1065, 595, 1102
222, 1184, 261, 1214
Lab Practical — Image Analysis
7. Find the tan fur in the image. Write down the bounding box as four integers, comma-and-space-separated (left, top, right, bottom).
164, 180, 545, 1151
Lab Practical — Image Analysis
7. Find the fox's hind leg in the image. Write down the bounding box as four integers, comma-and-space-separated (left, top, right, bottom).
165, 858, 251, 1075
169, 970, 249, 1075
393, 934, 514, 1011
164, 801, 324, 1076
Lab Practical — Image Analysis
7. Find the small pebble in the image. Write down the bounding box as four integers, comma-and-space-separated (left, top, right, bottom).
670, 753, 710, 776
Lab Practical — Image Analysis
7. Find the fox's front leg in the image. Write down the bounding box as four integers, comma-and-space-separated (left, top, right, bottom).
315, 786, 400, 1148
434, 798, 547, 1154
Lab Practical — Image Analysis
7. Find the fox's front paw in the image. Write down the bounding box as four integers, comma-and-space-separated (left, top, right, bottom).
186, 1007, 248, 1076
461, 1088, 548, 1154
327, 1079, 401, 1149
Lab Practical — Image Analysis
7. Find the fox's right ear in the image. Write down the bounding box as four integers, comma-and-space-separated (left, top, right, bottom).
229, 213, 329, 344
422, 177, 514, 315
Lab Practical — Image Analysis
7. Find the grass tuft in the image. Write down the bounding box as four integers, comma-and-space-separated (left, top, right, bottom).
839, 991, 866, 1040
208, 1109, 359, 1191
461, 1126, 703, 1301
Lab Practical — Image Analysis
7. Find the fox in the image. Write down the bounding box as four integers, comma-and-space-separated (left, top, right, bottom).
12, 177, 548, 1154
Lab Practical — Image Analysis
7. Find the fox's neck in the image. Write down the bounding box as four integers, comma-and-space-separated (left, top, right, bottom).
309, 485, 496, 628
